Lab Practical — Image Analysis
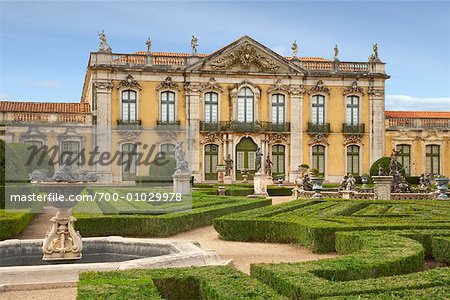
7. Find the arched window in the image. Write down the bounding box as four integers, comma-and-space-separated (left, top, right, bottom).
160, 143, 175, 159
346, 145, 360, 175
121, 143, 137, 180
426, 145, 440, 175
312, 145, 325, 176
311, 95, 325, 124
346, 96, 360, 125
160, 91, 176, 122
121, 90, 137, 122
204, 92, 218, 123
271, 94, 285, 124
271, 145, 285, 177
396, 144, 411, 176
237, 87, 254, 123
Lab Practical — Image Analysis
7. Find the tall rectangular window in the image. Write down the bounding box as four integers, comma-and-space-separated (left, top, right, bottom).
346, 96, 360, 125
426, 145, 440, 175
311, 95, 325, 124
396, 144, 411, 176
237, 87, 254, 123
204, 92, 218, 123
161, 91, 175, 122
271, 94, 285, 124
121, 143, 137, 180
122, 90, 137, 121
346, 145, 360, 175
312, 145, 325, 176
61, 141, 81, 167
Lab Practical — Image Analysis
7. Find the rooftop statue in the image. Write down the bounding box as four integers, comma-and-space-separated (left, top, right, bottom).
146, 37, 152, 53
98, 30, 112, 53
291, 40, 298, 58
334, 44, 339, 61
191, 35, 198, 55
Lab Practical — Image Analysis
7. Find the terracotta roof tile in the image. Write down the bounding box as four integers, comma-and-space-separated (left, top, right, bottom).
385, 111, 450, 119
0, 101, 90, 113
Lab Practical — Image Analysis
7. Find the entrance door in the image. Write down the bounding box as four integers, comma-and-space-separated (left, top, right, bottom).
235, 137, 257, 180
271, 144, 285, 178
204, 144, 218, 180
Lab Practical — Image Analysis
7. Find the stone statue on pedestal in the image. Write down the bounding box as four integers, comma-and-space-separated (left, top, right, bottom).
174, 142, 189, 174
98, 30, 111, 53
255, 147, 263, 173
191, 35, 198, 55
225, 154, 233, 176
264, 155, 273, 176
291, 40, 298, 58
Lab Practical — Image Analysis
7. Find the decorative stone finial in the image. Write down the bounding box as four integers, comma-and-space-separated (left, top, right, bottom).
333, 44, 339, 61
98, 30, 111, 53
191, 35, 198, 55
291, 40, 298, 59
146, 37, 152, 53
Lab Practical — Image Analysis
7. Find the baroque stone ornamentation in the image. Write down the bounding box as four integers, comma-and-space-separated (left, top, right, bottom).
268, 79, 291, 94
200, 132, 223, 144
157, 76, 180, 91
117, 130, 141, 144
210, 42, 279, 72
157, 132, 178, 144
308, 133, 329, 145
118, 75, 142, 90
343, 134, 364, 146
269, 133, 289, 145
343, 80, 364, 96
308, 80, 330, 95
200, 77, 223, 93
94, 80, 113, 91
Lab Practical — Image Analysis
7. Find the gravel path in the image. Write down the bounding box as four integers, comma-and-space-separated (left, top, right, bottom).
16, 206, 58, 239
3, 196, 336, 299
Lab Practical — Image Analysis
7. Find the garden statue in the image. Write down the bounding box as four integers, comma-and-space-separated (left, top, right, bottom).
378, 164, 385, 176
174, 142, 189, 174
29, 169, 49, 181
418, 173, 432, 192
191, 35, 198, 55
255, 147, 263, 173
264, 155, 273, 176
345, 174, 356, 191
291, 40, 298, 58
388, 149, 411, 193
224, 154, 233, 176
98, 30, 111, 53
302, 173, 313, 191
339, 174, 348, 190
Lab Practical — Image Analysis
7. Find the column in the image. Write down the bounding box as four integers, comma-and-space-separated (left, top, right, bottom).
369, 82, 386, 166
93, 80, 113, 183
186, 86, 201, 182
289, 86, 304, 182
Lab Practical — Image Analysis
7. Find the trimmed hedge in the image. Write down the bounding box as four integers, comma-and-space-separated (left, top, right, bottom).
251, 229, 450, 299
0, 210, 34, 240
322, 286, 450, 299
74, 191, 271, 237
370, 156, 404, 177
432, 236, 450, 264
214, 198, 450, 253
77, 266, 286, 300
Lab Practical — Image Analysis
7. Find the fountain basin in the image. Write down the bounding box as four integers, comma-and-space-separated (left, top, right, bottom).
0, 236, 230, 288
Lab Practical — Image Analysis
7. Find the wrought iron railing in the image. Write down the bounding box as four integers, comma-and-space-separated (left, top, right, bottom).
342, 123, 365, 134
307, 122, 331, 133
199, 121, 290, 132
117, 119, 142, 126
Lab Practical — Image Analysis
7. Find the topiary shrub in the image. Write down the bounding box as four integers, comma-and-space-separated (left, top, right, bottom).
147, 156, 176, 182
5, 143, 54, 181
369, 157, 404, 177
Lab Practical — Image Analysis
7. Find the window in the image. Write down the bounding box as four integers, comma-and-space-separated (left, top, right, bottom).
161, 91, 176, 122
311, 95, 325, 124
346, 96, 360, 125
237, 87, 254, 123
312, 145, 325, 176
346, 145, 360, 175
271, 94, 285, 124
160, 143, 175, 159
121, 90, 137, 122
271, 145, 285, 176
204, 144, 219, 180
396, 144, 411, 176
426, 145, 440, 175
121, 143, 137, 180
61, 141, 81, 167
204, 92, 219, 123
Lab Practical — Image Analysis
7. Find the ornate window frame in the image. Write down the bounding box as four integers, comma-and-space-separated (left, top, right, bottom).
230, 80, 260, 122
19, 126, 48, 147
202, 143, 221, 181
345, 144, 362, 176
269, 92, 287, 125
57, 127, 85, 168
424, 142, 442, 175
203, 91, 220, 124
310, 144, 327, 177
119, 142, 139, 181
119, 89, 139, 122
157, 77, 180, 123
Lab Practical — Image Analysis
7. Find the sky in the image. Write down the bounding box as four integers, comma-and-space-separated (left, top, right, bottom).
0, 1, 449, 111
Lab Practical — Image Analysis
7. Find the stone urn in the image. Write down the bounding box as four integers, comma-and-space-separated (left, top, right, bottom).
435, 177, 449, 200
361, 176, 369, 188
311, 177, 325, 198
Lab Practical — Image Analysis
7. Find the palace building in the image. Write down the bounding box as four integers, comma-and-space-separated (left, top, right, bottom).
1, 36, 449, 183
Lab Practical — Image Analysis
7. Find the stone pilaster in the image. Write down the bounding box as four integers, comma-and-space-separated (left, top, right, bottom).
93, 80, 113, 183
369, 82, 386, 166
289, 86, 304, 182
185, 85, 201, 182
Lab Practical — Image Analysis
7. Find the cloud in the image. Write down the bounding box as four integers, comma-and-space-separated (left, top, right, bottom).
0, 93, 10, 100
386, 95, 450, 111
29, 80, 63, 89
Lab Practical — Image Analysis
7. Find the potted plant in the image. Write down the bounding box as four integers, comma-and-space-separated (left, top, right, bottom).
309, 168, 324, 198
434, 174, 449, 200
361, 173, 370, 188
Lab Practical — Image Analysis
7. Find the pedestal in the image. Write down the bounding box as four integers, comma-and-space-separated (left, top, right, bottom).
252, 172, 268, 196
372, 176, 393, 200
341, 190, 354, 200
173, 172, 192, 195
224, 175, 233, 184
217, 170, 225, 184
42, 208, 83, 261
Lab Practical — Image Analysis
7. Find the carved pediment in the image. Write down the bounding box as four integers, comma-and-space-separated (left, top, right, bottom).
186, 36, 305, 74
157, 77, 179, 91
118, 75, 141, 90
343, 80, 364, 96
308, 80, 330, 95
